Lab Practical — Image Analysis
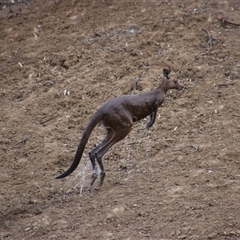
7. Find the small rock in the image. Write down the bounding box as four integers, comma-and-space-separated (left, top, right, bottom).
127, 26, 140, 34
208, 233, 218, 239
178, 235, 187, 239
112, 206, 125, 217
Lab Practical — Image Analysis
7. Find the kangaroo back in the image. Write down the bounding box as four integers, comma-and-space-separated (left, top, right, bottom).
56, 110, 103, 179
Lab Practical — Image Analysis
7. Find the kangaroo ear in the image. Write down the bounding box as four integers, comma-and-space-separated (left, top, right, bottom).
163, 65, 171, 79
163, 68, 169, 79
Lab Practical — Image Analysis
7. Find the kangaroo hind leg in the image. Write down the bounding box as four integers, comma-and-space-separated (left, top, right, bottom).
95, 123, 133, 186
89, 128, 114, 186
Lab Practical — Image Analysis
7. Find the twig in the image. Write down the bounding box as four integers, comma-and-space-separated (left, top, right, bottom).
182, 145, 200, 158
218, 17, 240, 26
14, 135, 31, 147
184, 145, 199, 152
132, 77, 138, 93
142, 62, 150, 69
39, 114, 58, 124
216, 82, 234, 87
202, 28, 216, 47
171, 154, 180, 162
132, 72, 144, 94
195, 48, 211, 59
196, 28, 217, 59
32, 162, 50, 174
175, 145, 199, 154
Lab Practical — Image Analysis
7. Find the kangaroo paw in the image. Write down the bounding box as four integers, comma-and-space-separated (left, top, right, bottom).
146, 122, 153, 129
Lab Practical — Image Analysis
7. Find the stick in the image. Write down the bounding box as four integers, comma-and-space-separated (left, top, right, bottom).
196, 48, 211, 59
202, 28, 215, 47
39, 114, 58, 124
180, 145, 199, 153
171, 154, 180, 162
216, 82, 234, 87
142, 62, 150, 69
132, 77, 138, 92
14, 135, 31, 147
218, 17, 240, 26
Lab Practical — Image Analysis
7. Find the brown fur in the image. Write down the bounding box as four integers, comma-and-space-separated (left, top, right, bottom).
56, 67, 184, 186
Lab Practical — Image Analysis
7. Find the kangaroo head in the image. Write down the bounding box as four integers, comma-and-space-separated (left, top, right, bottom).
168, 78, 184, 90
162, 67, 184, 91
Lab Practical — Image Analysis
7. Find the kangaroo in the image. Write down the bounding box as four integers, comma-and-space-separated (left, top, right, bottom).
56, 67, 184, 186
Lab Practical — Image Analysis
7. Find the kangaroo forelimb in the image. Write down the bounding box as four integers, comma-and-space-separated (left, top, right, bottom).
146, 110, 157, 129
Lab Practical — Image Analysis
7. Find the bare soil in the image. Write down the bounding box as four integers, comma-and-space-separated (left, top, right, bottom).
1, 1, 240, 239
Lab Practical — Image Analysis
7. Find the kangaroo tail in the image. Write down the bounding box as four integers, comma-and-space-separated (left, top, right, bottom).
56, 110, 103, 179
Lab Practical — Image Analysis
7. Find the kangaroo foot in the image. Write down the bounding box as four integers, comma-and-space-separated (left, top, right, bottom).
99, 172, 106, 187
90, 171, 98, 186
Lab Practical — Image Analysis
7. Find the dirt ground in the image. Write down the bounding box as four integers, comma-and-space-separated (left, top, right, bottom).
1, 0, 240, 239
